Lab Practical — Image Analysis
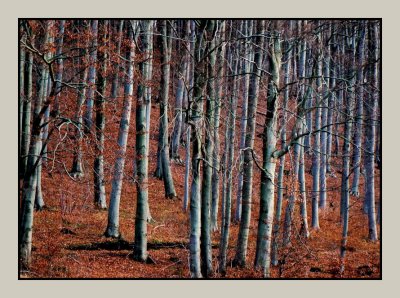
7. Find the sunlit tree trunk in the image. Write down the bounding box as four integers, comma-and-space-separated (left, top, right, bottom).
211, 20, 226, 231
254, 29, 282, 277
182, 20, 195, 212
189, 20, 208, 278
19, 20, 54, 269
105, 24, 136, 238
133, 20, 154, 262
311, 30, 323, 229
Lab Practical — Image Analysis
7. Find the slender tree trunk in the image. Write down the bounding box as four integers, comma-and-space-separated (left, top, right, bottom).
21, 51, 33, 176
319, 38, 330, 209
234, 20, 265, 268
235, 20, 253, 223
83, 20, 98, 133
19, 20, 54, 269
105, 24, 136, 238
182, 21, 195, 212
171, 20, 190, 161
154, 21, 177, 199
363, 22, 378, 241
93, 20, 108, 210
53, 20, 65, 114
340, 28, 356, 274
219, 43, 239, 275
19, 31, 26, 177
133, 20, 154, 262
200, 20, 216, 278
211, 20, 226, 231
271, 76, 287, 265
254, 30, 282, 277
188, 21, 208, 278
311, 36, 323, 229
110, 20, 124, 100
350, 22, 366, 197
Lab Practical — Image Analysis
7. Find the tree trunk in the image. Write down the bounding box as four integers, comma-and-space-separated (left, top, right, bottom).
200, 20, 216, 278
340, 27, 356, 274
83, 20, 98, 133
254, 30, 282, 277
171, 20, 190, 161
235, 20, 253, 223
350, 22, 366, 197
234, 20, 265, 268
133, 20, 154, 262
21, 51, 33, 176
154, 20, 177, 199
110, 20, 124, 100
319, 37, 330, 209
219, 42, 240, 275
211, 20, 226, 231
53, 20, 66, 114
311, 34, 323, 229
93, 20, 108, 210
363, 22, 378, 241
19, 20, 54, 269
105, 23, 136, 238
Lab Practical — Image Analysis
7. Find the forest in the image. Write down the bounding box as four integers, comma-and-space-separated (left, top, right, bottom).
18, 19, 381, 279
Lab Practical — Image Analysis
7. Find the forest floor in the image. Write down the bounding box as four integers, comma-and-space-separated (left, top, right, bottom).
19, 98, 381, 279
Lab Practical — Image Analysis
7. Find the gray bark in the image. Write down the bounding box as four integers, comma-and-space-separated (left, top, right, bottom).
234, 20, 265, 268
235, 20, 253, 223
254, 30, 282, 277
200, 20, 216, 278
19, 20, 54, 269
105, 24, 136, 238
154, 20, 177, 199
363, 22, 378, 241
21, 51, 33, 176
350, 22, 366, 197
219, 44, 240, 275
211, 20, 226, 231
311, 34, 323, 229
133, 20, 154, 262
110, 20, 124, 100
83, 20, 98, 133
53, 20, 66, 114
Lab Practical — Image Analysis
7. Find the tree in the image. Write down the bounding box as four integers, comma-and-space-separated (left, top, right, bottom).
363, 21, 379, 241
133, 20, 154, 262
154, 20, 177, 199
19, 20, 54, 269
93, 20, 108, 210
105, 21, 137, 238
83, 20, 98, 133
254, 27, 282, 277
234, 20, 265, 268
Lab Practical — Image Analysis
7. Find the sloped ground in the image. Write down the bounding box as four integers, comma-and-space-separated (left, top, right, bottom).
19, 92, 381, 279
